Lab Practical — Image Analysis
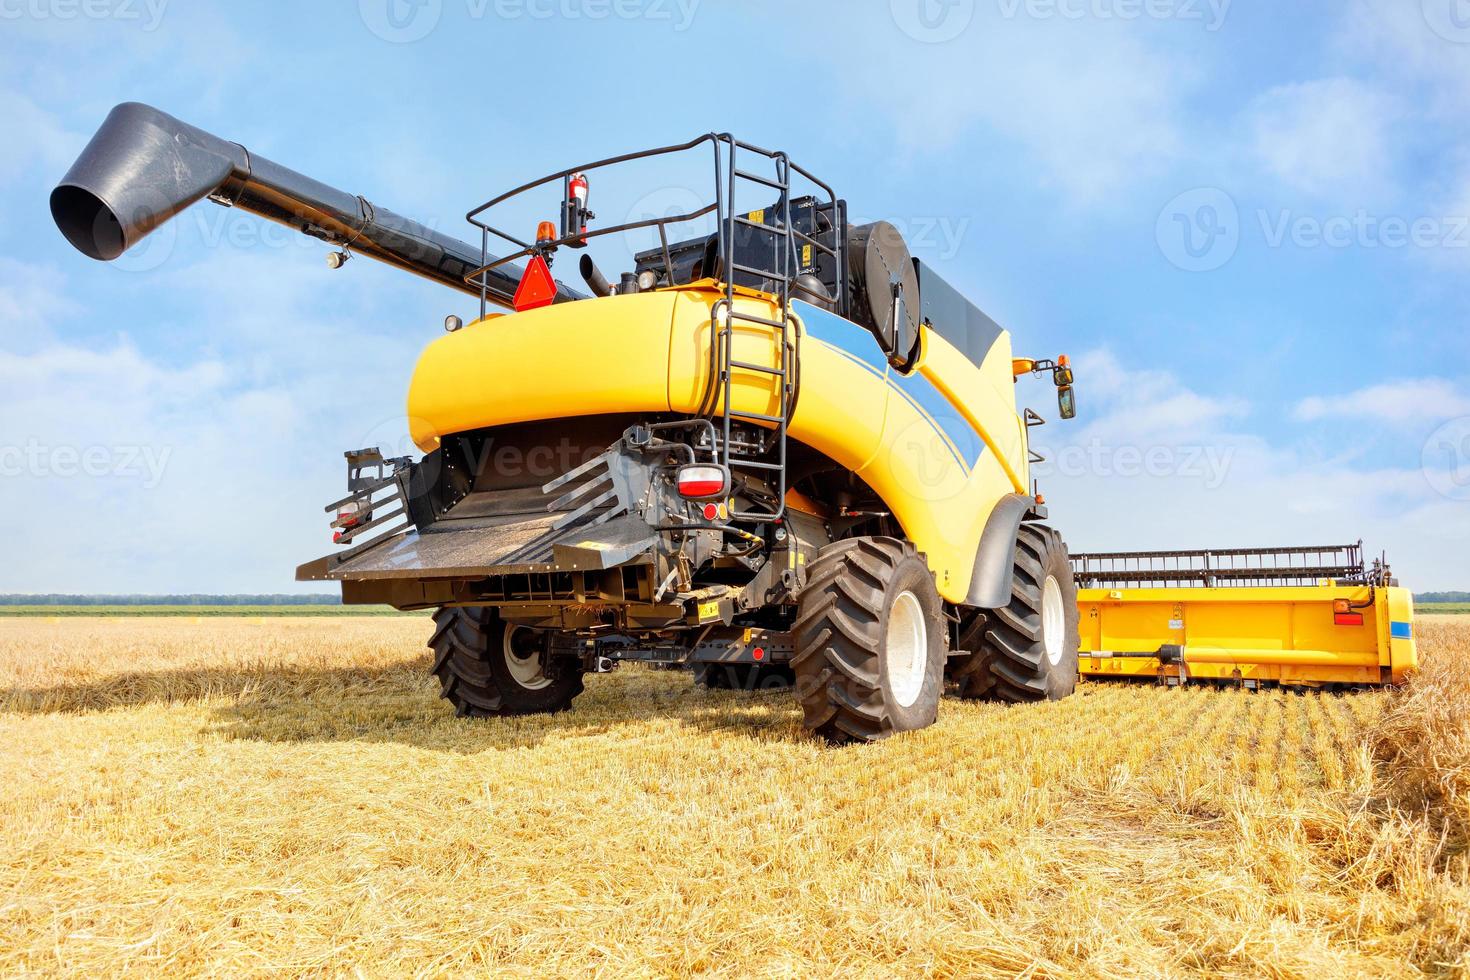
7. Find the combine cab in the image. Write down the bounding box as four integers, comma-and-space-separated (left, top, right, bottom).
1072, 543, 1417, 688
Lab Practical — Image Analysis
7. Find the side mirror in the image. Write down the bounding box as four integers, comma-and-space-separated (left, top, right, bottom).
1057, 385, 1076, 420
1054, 365, 1074, 387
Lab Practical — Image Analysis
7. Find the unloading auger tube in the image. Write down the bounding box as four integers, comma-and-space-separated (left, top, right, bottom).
48, 102, 580, 306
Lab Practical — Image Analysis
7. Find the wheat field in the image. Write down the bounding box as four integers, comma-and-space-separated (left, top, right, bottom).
2, 616, 1467, 977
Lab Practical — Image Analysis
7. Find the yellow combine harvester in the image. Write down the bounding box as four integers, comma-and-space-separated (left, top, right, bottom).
51, 104, 1086, 743
1071, 543, 1417, 688
49, 104, 1416, 744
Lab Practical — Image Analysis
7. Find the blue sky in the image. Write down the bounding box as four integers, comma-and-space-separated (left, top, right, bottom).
1, 0, 1467, 592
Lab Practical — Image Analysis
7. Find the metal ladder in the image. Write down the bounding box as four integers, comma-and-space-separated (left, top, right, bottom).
710, 137, 800, 523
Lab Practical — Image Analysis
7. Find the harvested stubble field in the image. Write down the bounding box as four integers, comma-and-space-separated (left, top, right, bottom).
2, 616, 1467, 977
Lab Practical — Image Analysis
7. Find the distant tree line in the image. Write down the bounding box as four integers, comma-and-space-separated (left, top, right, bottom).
1416, 592, 1470, 604
0, 594, 343, 606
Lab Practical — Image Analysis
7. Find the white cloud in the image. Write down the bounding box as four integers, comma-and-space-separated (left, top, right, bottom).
1072, 350, 1250, 437
808, 15, 1193, 207
0, 248, 435, 595
0, 339, 338, 594
0, 258, 80, 346
1244, 77, 1400, 204
1293, 378, 1470, 423
1335, 1, 1470, 117
0, 90, 78, 182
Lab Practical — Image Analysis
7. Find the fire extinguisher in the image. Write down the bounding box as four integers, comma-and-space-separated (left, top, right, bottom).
561, 171, 594, 248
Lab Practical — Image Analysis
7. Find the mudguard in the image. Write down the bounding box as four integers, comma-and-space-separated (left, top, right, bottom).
964, 493, 1037, 609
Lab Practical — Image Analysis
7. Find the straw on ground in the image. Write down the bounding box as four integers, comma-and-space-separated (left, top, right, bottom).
2, 616, 1467, 976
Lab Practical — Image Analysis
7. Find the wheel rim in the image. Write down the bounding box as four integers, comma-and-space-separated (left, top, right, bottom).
885, 590, 928, 708
1042, 575, 1066, 667
502, 625, 553, 691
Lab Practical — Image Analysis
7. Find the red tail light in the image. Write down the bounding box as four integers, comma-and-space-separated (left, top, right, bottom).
678, 464, 729, 500
1334, 612, 1364, 626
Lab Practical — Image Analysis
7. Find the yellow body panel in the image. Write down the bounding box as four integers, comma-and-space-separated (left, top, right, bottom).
1078, 584, 1418, 686
408, 291, 679, 446
406, 286, 1029, 604
851, 328, 1021, 598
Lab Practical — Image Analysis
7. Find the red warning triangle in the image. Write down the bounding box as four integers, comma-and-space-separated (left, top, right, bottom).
513, 254, 558, 312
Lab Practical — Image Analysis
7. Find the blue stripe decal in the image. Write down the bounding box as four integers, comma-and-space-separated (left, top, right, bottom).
793, 300, 986, 474
1391, 621, 1412, 639
794, 300, 889, 375
890, 370, 986, 470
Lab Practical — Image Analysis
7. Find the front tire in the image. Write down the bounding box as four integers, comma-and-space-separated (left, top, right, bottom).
429, 607, 584, 718
951, 524, 1080, 703
792, 537, 946, 743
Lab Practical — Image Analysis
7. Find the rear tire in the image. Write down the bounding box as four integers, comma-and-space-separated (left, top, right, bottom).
951, 524, 1079, 703
429, 607, 584, 717
792, 537, 946, 743
694, 663, 795, 691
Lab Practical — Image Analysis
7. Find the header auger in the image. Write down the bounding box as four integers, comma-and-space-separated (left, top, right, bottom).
52, 103, 1413, 742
